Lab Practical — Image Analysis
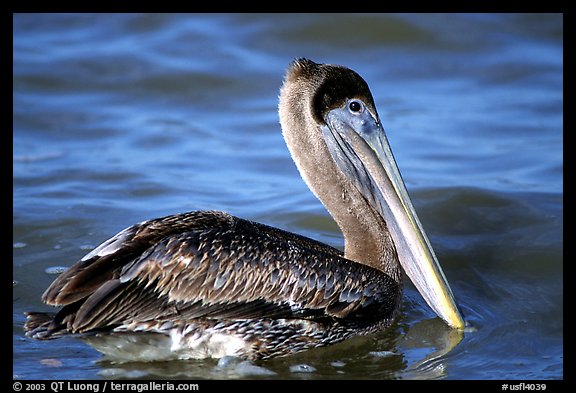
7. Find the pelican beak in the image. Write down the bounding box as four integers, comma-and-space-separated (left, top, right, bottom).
325, 101, 465, 329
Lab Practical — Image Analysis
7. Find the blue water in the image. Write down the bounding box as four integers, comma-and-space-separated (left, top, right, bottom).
13, 13, 563, 380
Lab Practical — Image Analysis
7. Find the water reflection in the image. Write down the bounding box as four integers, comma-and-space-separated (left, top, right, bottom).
400, 318, 465, 379
90, 317, 465, 380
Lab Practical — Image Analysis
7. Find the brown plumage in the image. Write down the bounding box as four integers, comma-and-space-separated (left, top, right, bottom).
25, 211, 400, 359
25, 58, 463, 361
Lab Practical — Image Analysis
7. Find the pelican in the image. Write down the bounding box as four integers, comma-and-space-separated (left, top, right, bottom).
24, 58, 464, 361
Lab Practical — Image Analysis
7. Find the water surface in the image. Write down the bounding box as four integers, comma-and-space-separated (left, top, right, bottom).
13, 13, 563, 380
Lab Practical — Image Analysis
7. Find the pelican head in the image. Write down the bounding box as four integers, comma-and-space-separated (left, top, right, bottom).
279, 58, 464, 329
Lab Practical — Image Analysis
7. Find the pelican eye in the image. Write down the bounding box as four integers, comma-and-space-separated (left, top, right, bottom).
348, 99, 364, 114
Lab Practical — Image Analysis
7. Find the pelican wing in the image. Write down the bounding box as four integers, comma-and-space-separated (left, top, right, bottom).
40, 211, 399, 335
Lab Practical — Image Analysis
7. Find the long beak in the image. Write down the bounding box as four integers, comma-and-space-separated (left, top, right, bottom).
326, 106, 465, 329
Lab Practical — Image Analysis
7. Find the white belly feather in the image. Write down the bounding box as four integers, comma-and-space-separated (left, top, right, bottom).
83, 329, 249, 362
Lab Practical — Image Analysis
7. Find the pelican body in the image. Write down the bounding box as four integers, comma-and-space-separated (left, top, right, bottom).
25, 58, 463, 361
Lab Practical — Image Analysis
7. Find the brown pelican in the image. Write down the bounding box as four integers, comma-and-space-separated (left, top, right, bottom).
24, 58, 464, 361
